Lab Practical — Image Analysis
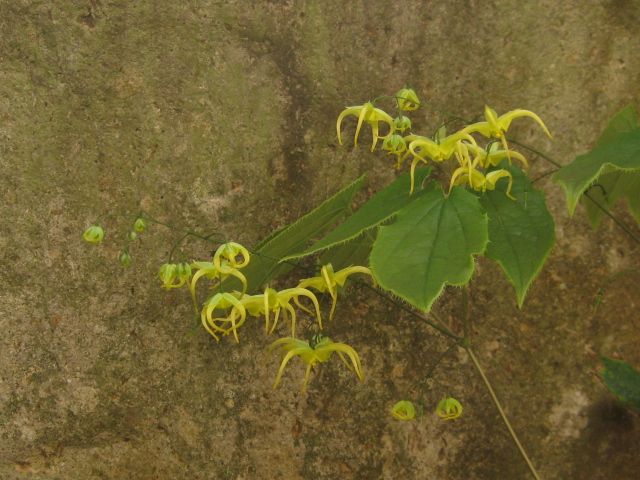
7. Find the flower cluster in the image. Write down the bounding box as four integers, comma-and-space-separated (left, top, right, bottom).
337, 88, 551, 198
159, 241, 372, 391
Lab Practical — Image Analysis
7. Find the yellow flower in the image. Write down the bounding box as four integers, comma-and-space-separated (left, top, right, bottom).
449, 142, 515, 200
336, 102, 394, 151
298, 264, 372, 321
466, 141, 529, 169
463, 105, 551, 160
269, 334, 364, 392
395, 88, 420, 111
200, 292, 247, 342
238, 286, 322, 336
212, 242, 250, 272
391, 400, 416, 421
404, 130, 477, 193
436, 397, 463, 420
189, 259, 247, 309
82, 225, 104, 244
189, 243, 251, 309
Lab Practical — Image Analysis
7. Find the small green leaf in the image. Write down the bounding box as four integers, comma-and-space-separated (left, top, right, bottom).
283, 168, 431, 261
480, 165, 555, 307
553, 105, 640, 217
583, 106, 640, 227
370, 185, 488, 312
240, 176, 365, 292
602, 357, 640, 410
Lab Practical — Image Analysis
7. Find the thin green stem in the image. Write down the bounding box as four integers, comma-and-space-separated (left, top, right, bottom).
461, 286, 470, 341
466, 347, 541, 480
356, 281, 462, 341
582, 191, 640, 244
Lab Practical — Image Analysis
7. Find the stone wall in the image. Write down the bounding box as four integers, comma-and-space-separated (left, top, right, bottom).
1, 1, 639, 478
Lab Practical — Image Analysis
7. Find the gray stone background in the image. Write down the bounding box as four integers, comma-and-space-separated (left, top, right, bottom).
1, 1, 639, 478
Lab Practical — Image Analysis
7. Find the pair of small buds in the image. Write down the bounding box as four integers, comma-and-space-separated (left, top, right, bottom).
391, 397, 463, 422
128, 218, 147, 241
158, 262, 192, 289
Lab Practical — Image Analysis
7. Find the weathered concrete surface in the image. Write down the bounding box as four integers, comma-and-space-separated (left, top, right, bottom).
1, 1, 639, 478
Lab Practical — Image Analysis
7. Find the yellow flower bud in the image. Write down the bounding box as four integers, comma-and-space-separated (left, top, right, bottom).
393, 116, 412, 133
391, 400, 416, 421
382, 134, 408, 155
395, 88, 420, 111
119, 251, 132, 267
82, 225, 105, 244
436, 397, 463, 420
134, 218, 147, 233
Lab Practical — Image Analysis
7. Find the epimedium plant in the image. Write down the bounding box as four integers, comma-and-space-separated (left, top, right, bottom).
83, 88, 567, 479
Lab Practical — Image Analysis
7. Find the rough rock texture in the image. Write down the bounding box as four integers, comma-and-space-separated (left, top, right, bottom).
1, 1, 639, 479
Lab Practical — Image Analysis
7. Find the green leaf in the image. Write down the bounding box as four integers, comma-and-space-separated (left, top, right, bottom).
318, 234, 374, 271
584, 171, 640, 227
583, 106, 640, 227
602, 357, 640, 410
240, 175, 365, 292
480, 165, 555, 307
553, 106, 640, 218
370, 185, 488, 312
282, 168, 432, 261
597, 105, 638, 145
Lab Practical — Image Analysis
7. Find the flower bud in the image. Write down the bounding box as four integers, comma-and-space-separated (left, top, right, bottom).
176, 262, 192, 284
159, 263, 177, 288
382, 134, 408, 155
158, 263, 191, 289
133, 218, 147, 233
391, 400, 416, 421
129, 231, 137, 241
436, 397, 463, 420
119, 251, 132, 267
395, 88, 420, 111
393, 116, 412, 133
82, 225, 105, 245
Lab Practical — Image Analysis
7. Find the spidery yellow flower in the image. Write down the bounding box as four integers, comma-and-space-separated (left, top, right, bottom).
238, 286, 322, 336
269, 334, 364, 392
189, 242, 251, 310
200, 292, 247, 342
466, 141, 529, 169
298, 264, 372, 321
404, 130, 477, 194
449, 142, 515, 200
336, 102, 394, 151
463, 105, 551, 161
